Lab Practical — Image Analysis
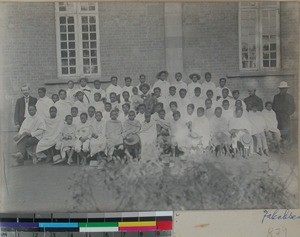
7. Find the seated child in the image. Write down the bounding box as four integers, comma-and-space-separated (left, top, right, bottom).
122, 77, 133, 98
71, 107, 80, 127
91, 92, 105, 112
153, 87, 168, 110
172, 72, 187, 92
73, 91, 88, 114
103, 102, 112, 121
191, 107, 210, 149
118, 103, 130, 124
152, 102, 164, 122
92, 79, 106, 101
191, 87, 205, 109
87, 106, 96, 123
221, 100, 234, 123
156, 109, 172, 155
140, 83, 156, 113
121, 91, 131, 105
139, 112, 158, 159
109, 92, 121, 111
177, 88, 188, 114
210, 107, 231, 156
262, 101, 282, 153
165, 101, 178, 122
204, 98, 214, 119
216, 78, 232, 99
166, 86, 179, 110
36, 106, 64, 162
187, 73, 201, 99
66, 80, 79, 103
135, 103, 146, 124
122, 110, 141, 160
170, 111, 190, 157
248, 104, 269, 156
55, 115, 76, 165
131, 86, 143, 111
105, 110, 124, 162
51, 93, 59, 104
106, 76, 122, 102
183, 104, 196, 129
74, 112, 92, 165
90, 111, 106, 160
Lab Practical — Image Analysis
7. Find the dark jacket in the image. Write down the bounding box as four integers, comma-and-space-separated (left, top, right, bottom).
14, 96, 38, 126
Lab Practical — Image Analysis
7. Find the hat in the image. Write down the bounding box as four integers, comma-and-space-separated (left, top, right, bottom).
278, 81, 290, 88
189, 132, 199, 139
156, 70, 169, 79
78, 77, 88, 83
189, 73, 200, 80
124, 134, 140, 146
139, 83, 150, 91
241, 133, 252, 147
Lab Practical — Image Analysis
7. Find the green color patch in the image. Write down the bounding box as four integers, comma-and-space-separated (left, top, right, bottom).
78, 222, 118, 227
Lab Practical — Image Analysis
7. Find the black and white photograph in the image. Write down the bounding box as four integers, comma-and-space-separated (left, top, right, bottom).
0, 1, 299, 212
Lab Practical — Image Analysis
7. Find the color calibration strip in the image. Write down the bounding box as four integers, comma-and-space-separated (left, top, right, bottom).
0, 212, 173, 233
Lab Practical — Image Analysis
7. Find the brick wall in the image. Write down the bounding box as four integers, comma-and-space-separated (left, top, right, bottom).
98, 2, 165, 87
182, 2, 240, 83
0, 3, 57, 130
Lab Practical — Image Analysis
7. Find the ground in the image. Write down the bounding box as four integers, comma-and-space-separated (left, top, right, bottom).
0, 131, 298, 212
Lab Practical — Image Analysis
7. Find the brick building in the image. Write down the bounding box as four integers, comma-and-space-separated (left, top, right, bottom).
0, 2, 299, 138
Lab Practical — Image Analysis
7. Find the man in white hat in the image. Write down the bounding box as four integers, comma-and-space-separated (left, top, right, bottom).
244, 82, 263, 112
272, 81, 295, 144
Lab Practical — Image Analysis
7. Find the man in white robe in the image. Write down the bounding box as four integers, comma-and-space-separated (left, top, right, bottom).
36, 87, 54, 119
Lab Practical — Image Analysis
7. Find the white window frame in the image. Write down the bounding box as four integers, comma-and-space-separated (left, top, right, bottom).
239, 2, 280, 71
55, 2, 101, 78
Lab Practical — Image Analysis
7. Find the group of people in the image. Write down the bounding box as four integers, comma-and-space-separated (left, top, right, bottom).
12, 71, 296, 166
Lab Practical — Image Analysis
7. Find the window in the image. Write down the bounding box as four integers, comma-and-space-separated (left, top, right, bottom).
239, 2, 280, 71
55, 2, 100, 77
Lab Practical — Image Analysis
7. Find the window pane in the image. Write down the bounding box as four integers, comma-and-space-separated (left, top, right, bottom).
83, 66, 90, 74
82, 25, 89, 32
82, 33, 89, 40
270, 52, 276, 59
83, 50, 89, 57
91, 66, 98, 73
61, 59, 68, 66
60, 25, 66, 32
61, 42, 67, 49
68, 25, 75, 32
91, 50, 97, 57
83, 58, 90, 65
69, 50, 76, 57
263, 60, 269, 67
62, 67, 68, 74
91, 58, 97, 65
242, 61, 248, 68
68, 34, 75, 40
90, 25, 96, 32
60, 34, 67, 41
242, 53, 248, 60
69, 42, 75, 49
69, 59, 76, 66
89, 16, 96, 23
90, 33, 96, 40
90, 41, 97, 48
270, 43, 276, 50
270, 60, 276, 67
67, 17, 74, 24
61, 51, 67, 58
263, 53, 269, 59
82, 16, 88, 23
83, 42, 89, 48
59, 17, 66, 24
70, 67, 76, 74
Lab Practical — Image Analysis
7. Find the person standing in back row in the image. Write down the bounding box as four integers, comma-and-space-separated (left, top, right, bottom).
14, 85, 37, 130
272, 81, 296, 145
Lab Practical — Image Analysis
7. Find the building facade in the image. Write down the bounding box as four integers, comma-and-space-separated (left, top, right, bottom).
0, 2, 299, 136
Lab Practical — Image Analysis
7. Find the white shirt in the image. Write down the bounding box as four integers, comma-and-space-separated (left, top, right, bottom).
121, 85, 133, 98
201, 81, 217, 99
172, 81, 187, 94
187, 82, 202, 98
152, 80, 171, 98
106, 84, 122, 98
24, 96, 30, 118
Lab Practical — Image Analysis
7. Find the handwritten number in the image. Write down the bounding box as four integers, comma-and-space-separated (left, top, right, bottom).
283, 228, 287, 237
267, 227, 273, 237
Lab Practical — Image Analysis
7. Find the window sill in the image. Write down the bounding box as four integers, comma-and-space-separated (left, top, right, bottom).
44, 79, 111, 85
227, 71, 295, 78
